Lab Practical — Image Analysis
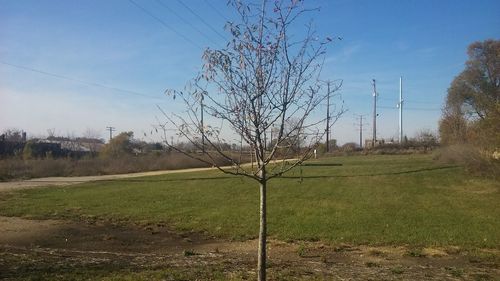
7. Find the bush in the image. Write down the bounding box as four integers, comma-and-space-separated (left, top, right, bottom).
22, 141, 34, 160
340, 142, 358, 152
434, 145, 500, 179
0, 159, 31, 180
100, 132, 134, 158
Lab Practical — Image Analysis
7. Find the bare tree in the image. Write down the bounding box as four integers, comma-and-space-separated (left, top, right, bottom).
82, 128, 104, 157
160, 1, 345, 280
1, 128, 24, 142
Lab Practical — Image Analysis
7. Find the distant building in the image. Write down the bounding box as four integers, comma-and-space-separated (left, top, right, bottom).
42, 137, 104, 153
365, 139, 385, 149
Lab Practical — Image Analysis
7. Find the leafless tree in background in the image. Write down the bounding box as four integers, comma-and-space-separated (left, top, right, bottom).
82, 128, 104, 156
1, 128, 24, 142
160, 1, 345, 279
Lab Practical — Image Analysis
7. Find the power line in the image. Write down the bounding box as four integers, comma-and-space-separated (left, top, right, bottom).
379, 97, 440, 105
176, 0, 227, 41
0, 61, 162, 100
377, 105, 440, 111
405, 99, 440, 105
127, 0, 204, 49
156, 0, 221, 47
406, 107, 442, 111
204, 0, 231, 23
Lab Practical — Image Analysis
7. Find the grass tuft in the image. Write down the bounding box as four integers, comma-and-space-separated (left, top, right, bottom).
391, 266, 404, 274
183, 249, 199, 256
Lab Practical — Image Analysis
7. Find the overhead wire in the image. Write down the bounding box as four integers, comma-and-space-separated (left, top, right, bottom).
405, 107, 442, 111
0, 61, 163, 100
127, 0, 204, 49
155, 0, 222, 48
203, 0, 231, 23
379, 96, 440, 105
176, 0, 227, 41
404, 99, 441, 105
377, 105, 441, 111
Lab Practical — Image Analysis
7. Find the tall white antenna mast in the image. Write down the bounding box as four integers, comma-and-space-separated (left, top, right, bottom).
372, 79, 377, 145
398, 76, 403, 143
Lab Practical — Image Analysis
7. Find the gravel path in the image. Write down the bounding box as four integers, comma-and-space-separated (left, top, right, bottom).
0, 158, 298, 192
0, 166, 223, 192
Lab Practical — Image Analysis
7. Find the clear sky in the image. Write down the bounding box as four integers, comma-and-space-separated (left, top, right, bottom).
1, 0, 499, 144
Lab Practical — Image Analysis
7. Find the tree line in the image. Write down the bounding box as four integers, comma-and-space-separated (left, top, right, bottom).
438, 39, 499, 176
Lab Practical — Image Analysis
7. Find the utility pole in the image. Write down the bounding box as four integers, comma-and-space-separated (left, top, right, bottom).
372, 79, 377, 146
319, 79, 341, 152
106, 126, 116, 142
326, 81, 331, 152
354, 114, 368, 148
200, 92, 205, 153
398, 76, 403, 143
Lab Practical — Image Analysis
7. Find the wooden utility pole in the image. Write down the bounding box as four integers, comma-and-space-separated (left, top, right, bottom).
200, 92, 205, 153
354, 114, 368, 148
326, 81, 331, 152
319, 79, 342, 152
106, 126, 116, 142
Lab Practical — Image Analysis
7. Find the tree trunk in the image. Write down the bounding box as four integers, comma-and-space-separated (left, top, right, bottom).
257, 173, 267, 281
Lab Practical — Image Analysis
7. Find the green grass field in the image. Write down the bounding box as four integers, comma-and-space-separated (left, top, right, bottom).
1, 154, 498, 248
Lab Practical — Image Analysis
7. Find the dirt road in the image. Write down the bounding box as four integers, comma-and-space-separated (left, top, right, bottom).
0, 159, 299, 193
0, 166, 224, 192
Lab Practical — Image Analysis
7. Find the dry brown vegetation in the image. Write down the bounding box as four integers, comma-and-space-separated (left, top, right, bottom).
434, 145, 500, 179
438, 39, 499, 179
0, 152, 247, 181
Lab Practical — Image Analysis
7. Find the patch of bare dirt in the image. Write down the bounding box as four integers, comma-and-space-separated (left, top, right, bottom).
0, 216, 498, 280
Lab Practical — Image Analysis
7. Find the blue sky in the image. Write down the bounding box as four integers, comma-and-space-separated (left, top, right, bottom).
1, 0, 499, 144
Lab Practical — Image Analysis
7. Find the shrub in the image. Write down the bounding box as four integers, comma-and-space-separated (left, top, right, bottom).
22, 141, 34, 160
100, 132, 134, 158
434, 145, 500, 179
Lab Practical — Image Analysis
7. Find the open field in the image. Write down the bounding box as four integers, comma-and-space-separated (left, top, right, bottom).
0, 154, 499, 280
